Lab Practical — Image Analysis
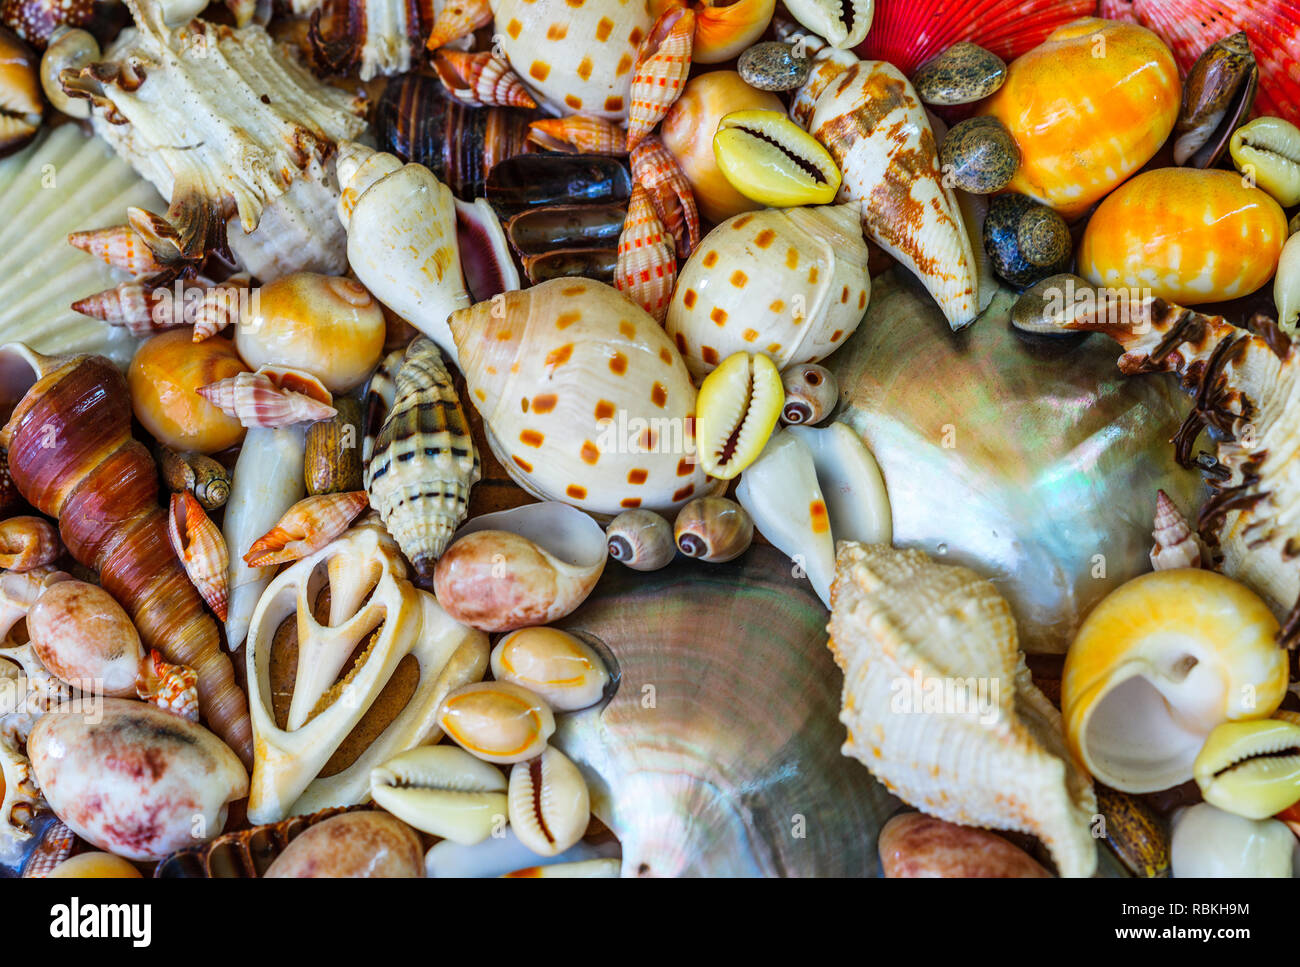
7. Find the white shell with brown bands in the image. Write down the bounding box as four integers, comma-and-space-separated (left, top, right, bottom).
365, 337, 481, 584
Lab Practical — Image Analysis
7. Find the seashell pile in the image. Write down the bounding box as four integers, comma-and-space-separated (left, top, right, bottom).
7, 0, 1300, 885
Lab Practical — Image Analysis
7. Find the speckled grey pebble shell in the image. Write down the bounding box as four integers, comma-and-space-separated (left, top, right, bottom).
983, 194, 1072, 289
940, 116, 1019, 194
912, 42, 1007, 106
738, 42, 811, 92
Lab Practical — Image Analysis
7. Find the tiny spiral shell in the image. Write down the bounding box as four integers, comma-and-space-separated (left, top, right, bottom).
67, 223, 165, 276
135, 649, 200, 723
433, 50, 537, 109
159, 447, 232, 512
1150, 489, 1202, 571
243, 491, 370, 568
167, 492, 230, 622
70, 282, 170, 334
606, 509, 676, 571
0, 515, 61, 571
674, 496, 753, 563
780, 363, 838, 425
192, 274, 252, 342
425, 0, 492, 50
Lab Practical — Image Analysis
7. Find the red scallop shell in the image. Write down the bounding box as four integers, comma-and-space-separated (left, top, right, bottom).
1117, 0, 1300, 128
855, 0, 1099, 76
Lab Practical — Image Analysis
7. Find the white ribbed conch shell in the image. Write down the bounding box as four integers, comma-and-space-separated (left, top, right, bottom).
336, 141, 470, 366
490, 0, 652, 120
794, 51, 980, 330
1150, 489, 1202, 571
244, 520, 489, 824
666, 203, 871, 379
450, 277, 710, 516
828, 542, 1098, 878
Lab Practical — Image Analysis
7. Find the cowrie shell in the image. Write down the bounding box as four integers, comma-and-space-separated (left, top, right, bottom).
370, 746, 508, 844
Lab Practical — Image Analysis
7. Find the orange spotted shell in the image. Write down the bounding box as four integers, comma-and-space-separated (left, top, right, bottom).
665, 203, 871, 379
492, 0, 653, 120
449, 278, 709, 515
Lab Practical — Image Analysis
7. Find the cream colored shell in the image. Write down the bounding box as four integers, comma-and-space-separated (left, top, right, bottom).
450, 278, 710, 516
491, 0, 652, 120
828, 541, 1098, 878
665, 203, 871, 379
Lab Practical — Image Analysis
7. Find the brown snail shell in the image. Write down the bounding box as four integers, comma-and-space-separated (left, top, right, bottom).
780, 363, 838, 426
158, 446, 232, 511
674, 496, 753, 563
263, 811, 424, 878
304, 397, 363, 495
606, 509, 676, 571
1175, 31, 1258, 169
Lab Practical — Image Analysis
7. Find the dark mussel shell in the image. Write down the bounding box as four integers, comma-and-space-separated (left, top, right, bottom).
374, 72, 537, 200
522, 249, 619, 285
1095, 784, 1171, 879
505, 204, 627, 254
153, 805, 364, 878
1175, 31, 1258, 170
1, 810, 75, 878
486, 152, 632, 218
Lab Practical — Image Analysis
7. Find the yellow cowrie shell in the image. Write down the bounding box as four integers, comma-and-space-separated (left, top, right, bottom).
713, 110, 842, 207
370, 745, 509, 844
696, 351, 784, 479
1194, 718, 1300, 820
508, 746, 591, 857
436, 682, 556, 764
1231, 117, 1300, 208
490, 627, 611, 712
1275, 231, 1300, 335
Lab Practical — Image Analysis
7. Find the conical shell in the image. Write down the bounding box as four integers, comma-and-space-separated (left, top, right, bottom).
800, 56, 979, 330
197, 370, 337, 428
629, 135, 700, 257
68, 224, 166, 276
615, 183, 676, 323
1150, 489, 1201, 571
449, 278, 709, 516
665, 203, 870, 378
434, 50, 538, 109
827, 541, 1098, 878
243, 491, 370, 568
425, 0, 492, 50
364, 337, 480, 583
528, 116, 628, 156
626, 7, 694, 151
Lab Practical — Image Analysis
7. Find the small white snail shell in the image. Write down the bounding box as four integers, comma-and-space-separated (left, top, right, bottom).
605, 509, 676, 571
780, 363, 838, 425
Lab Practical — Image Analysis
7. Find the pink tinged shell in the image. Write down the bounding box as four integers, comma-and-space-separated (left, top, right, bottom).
136, 649, 200, 723
455, 198, 520, 303
26, 580, 143, 698
528, 116, 629, 156
626, 7, 695, 151
0, 515, 61, 571
26, 699, 249, 862
1150, 489, 1202, 571
616, 183, 677, 323
1122, 0, 1300, 128
197, 370, 337, 428
433, 50, 538, 109
167, 491, 231, 622
630, 135, 701, 258
192, 273, 252, 342
426, 0, 493, 50
242, 490, 370, 568
67, 223, 166, 276
878, 812, 1052, 878
70, 282, 175, 335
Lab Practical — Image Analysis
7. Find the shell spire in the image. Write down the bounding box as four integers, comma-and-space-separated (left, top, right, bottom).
364, 337, 480, 583
67, 224, 167, 276
425, 0, 493, 50
70, 282, 170, 335
528, 116, 628, 156
1150, 489, 1202, 571
615, 183, 677, 323
243, 491, 370, 567
626, 6, 694, 151
433, 50, 538, 109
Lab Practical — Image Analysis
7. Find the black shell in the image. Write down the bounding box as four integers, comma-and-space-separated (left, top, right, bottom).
983, 194, 1072, 289
486, 152, 632, 218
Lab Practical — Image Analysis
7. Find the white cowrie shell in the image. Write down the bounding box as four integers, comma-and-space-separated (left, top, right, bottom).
1275, 231, 1300, 334
370, 745, 508, 844
490, 627, 610, 711
508, 746, 591, 857
437, 681, 556, 764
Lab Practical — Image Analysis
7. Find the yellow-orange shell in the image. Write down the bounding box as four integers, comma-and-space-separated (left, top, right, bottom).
47, 852, 143, 878
979, 18, 1180, 219
128, 330, 248, 454
449, 278, 709, 516
1062, 569, 1288, 794
234, 274, 386, 393
661, 71, 785, 224
690, 0, 774, 64
1079, 169, 1288, 306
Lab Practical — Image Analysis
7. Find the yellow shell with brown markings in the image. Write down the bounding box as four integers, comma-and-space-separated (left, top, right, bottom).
665, 203, 870, 379
449, 277, 709, 515
492, 0, 653, 120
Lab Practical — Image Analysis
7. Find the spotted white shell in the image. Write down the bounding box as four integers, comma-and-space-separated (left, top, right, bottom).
665, 203, 871, 378
491, 0, 653, 120
450, 278, 709, 516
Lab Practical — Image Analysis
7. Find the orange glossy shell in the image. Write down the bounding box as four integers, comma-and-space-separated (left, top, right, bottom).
979, 17, 1180, 219
129, 329, 248, 454
1079, 168, 1288, 305
660, 70, 784, 224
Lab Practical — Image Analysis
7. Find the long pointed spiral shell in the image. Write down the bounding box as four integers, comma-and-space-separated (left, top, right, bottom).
615, 183, 676, 323
425, 0, 491, 50
528, 116, 628, 156
433, 50, 537, 109
365, 337, 480, 583
626, 7, 694, 151
167, 491, 230, 622
630, 135, 700, 257
0, 351, 252, 765
197, 370, 337, 428
243, 490, 369, 567
70, 282, 169, 334
67, 224, 166, 277
1150, 489, 1202, 571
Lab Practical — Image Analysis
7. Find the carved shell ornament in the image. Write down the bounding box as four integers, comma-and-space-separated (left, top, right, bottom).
11, 0, 1300, 881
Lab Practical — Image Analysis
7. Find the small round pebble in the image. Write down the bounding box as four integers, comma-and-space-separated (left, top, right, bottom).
940, 116, 1019, 194
912, 42, 1007, 106
984, 194, 1073, 289
738, 41, 810, 93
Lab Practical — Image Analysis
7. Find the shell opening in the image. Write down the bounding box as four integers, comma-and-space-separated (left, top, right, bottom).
732, 123, 829, 185
528, 756, 554, 846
